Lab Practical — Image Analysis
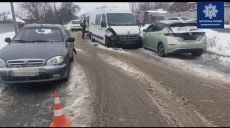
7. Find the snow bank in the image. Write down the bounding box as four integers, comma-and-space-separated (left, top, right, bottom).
225, 24, 230, 28
63, 64, 92, 127
0, 32, 15, 50
203, 29, 230, 57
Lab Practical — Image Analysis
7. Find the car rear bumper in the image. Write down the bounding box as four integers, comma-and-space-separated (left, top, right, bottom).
0, 64, 67, 84
170, 48, 204, 54
167, 42, 206, 54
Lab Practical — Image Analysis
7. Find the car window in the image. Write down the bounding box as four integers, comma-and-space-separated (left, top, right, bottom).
13, 28, 64, 42
147, 25, 161, 32
102, 14, 106, 24
95, 14, 102, 25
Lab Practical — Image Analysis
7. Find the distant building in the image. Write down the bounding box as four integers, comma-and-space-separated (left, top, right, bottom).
0, 13, 25, 33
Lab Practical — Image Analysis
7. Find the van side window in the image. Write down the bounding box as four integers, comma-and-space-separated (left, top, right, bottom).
95, 14, 102, 25
102, 14, 106, 23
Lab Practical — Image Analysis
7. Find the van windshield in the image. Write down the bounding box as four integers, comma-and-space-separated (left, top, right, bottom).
107, 13, 137, 26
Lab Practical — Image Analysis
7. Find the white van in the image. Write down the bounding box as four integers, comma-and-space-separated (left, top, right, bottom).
88, 7, 142, 48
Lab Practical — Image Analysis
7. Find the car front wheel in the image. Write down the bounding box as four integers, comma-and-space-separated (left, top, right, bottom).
63, 62, 70, 82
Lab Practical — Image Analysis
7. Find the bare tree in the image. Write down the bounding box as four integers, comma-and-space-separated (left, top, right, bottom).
0, 12, 10, 21
20, 2, 52, 23
57, 2, 81, 24
137, 2, 170, 12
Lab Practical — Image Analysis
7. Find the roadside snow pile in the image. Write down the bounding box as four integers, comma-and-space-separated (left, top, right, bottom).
225, 24, 230, 28
63, 64, 92, 127
203, 29, 230, 57
0, 32, 15, 49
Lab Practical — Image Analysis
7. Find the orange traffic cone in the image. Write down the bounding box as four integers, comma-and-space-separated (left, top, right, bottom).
50, 91, 71, 127
225, 81, 230, 88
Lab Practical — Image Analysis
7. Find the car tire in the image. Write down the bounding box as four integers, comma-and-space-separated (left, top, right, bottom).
157, 43, 166, 57
70, 53, 74, 62
191, 49, 203, 57
90, 33, 95, 42
63, 62, 70, 82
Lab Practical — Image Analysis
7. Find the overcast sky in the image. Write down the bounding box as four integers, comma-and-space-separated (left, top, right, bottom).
0, 2, 130, 16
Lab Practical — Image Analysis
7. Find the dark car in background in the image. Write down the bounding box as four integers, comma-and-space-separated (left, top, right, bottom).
0, 24, 75, 84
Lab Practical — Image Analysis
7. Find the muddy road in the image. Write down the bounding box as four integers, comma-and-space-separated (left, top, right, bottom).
0, 32, 230, 127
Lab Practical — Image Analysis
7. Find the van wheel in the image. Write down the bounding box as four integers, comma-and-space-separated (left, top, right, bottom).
157, 43, 166, 57
105, 37, 111, 48
90, 33, 95, 42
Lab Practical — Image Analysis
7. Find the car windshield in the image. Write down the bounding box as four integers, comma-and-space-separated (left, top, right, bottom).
13, 28, 64, 42
107, 13, 137, 26
72, 21, 81, 24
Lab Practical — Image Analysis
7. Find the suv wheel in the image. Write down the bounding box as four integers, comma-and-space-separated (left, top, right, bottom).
157, 43, 166, 57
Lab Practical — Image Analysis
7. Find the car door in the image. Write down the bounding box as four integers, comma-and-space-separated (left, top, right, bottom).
99, 14, 107, 44
94, 14, 104, 42
152, 23, 171, 50
144, 24, 161, 50
142, 25, 154, 49
63, 27, 74, 59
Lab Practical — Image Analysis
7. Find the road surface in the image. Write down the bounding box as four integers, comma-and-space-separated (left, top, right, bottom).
0, 32, 230, 127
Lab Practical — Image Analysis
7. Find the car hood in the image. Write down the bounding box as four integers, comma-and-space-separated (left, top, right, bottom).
0, 42, 66, 61
110, 26, 140, 35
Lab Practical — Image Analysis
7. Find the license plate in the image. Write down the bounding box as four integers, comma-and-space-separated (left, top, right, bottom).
12, 68, 39, 77
184, 36, 196, 40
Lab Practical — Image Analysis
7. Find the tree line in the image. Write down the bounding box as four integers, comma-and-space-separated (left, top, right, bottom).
18, 2, 80, 24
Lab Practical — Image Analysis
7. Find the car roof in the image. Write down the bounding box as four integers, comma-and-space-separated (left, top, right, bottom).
23, 24, 64, 29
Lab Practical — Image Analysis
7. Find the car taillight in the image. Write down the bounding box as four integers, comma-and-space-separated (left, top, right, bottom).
164, 33, 174, 36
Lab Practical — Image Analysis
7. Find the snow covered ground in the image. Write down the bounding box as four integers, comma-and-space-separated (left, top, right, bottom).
62, 64, 92, 127
202, 29, 230, 57
225, 24, 230, 28
0, 32, 15, 50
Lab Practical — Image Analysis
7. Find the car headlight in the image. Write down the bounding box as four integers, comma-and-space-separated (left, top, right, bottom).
47, 56, 64, 66
0, 59, 6, 68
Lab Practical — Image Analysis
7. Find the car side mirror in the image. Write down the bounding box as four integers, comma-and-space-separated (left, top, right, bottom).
143, 29, 148, 32
67, 37, 75, 42
101, 21, 106, 28
4, 37, 11, 43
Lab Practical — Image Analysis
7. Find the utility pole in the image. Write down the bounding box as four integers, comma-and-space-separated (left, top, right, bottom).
10, 2, 18, 34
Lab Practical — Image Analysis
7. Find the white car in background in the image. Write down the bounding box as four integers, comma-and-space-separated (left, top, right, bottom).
65, 20, 82, 31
